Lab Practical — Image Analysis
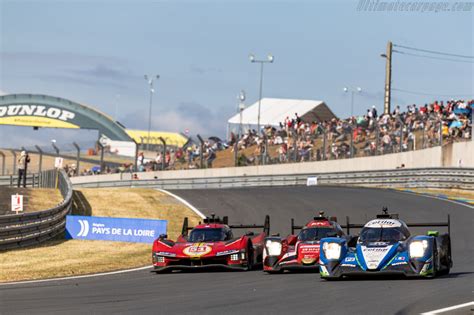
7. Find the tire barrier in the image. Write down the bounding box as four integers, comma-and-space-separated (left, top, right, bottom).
0, 169, 73, 250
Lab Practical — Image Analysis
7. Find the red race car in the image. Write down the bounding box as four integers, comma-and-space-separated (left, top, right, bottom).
263, 212, 344, 273
152, 214, 270, 272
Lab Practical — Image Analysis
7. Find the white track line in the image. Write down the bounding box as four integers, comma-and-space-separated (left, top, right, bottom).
0, 265, 152, 286
2, 189, 203, 287
395, 190, 474, 209
156, 188, 206, 218
421, 301, 474, 314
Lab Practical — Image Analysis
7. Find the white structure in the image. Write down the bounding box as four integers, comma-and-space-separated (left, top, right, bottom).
227, 98, 337, 135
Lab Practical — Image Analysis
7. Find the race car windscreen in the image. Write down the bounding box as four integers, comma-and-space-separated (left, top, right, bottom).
359, 227, 407, 243
298, 227, 335, 241
188, 228, 226, 242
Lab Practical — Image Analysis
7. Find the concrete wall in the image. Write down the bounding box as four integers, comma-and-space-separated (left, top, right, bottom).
71, 141, 473, 185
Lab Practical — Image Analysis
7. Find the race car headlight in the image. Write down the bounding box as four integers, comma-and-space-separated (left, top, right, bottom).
409, 240, 428, 258
322, 242, 341, 260
265, 240, 282, 256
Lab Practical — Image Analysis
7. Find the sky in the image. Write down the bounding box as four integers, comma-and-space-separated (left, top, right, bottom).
0, 0, 473, 150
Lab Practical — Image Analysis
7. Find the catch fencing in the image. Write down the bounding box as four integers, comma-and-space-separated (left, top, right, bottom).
72, 167, 474, 190
0, 169, 73, 250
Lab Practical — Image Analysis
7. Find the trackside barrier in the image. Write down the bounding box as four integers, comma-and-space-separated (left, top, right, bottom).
0, 169, 73, 250
71, 167, 474, 190
0, 173, 41, 188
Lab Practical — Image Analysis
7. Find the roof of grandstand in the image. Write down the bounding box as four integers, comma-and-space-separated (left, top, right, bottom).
227, 98, 337, 127
126, 129, 189, 147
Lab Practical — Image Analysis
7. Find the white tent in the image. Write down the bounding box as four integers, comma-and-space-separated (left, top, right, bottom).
227, 98, 337, 135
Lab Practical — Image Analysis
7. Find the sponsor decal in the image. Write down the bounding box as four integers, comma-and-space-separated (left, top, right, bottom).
0, 105, 78, 128
361, 245, 393, 270
391, 262, 407, 266
300, 246, 319, 252
66, 215, 167, 243
344, 257, 356, 262
340, 264, 356, 267
301, 257, 317, 264
183, 243, 213, 257
365, 219, 402, 228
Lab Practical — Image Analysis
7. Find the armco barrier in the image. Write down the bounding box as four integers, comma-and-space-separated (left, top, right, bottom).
71, 167, 474, 190
0, 173, 41, 187
0, 169, 73, 250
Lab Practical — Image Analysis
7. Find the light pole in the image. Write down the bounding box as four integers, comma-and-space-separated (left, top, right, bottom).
144, 74, 159, 151
238, 90, 246, 138
381, 41, 393, 115
343, 87, 362, 117
249, 53, 274, 133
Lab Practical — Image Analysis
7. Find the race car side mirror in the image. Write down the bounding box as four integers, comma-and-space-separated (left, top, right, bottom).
246, 231, 255, 236
159, 234, 168, 240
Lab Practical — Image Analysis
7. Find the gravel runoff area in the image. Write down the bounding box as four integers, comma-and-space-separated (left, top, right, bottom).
0, 188, 202, 283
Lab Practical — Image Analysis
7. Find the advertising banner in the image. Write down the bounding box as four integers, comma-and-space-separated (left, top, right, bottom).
65, 215, 167, 243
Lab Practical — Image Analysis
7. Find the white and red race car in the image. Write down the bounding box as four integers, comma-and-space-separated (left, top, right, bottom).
263, 212, 345, 273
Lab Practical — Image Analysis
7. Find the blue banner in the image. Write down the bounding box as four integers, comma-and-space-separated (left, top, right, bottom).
65, 215, 167, 243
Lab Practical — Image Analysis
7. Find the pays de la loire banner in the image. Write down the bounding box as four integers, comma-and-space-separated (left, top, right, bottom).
66, 215, 167, 243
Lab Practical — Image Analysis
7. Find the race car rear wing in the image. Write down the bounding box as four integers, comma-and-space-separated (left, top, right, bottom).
291, 212, 337, 235
181, 215, 270, 236
340, 214, 451, 235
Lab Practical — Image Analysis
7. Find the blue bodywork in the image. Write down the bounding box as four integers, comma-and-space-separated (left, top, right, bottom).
319, 235, 437, 278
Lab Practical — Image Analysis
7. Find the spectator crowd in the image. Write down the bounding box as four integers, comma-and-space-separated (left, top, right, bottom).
65, 98, 472, 175
228, 99, 472, 165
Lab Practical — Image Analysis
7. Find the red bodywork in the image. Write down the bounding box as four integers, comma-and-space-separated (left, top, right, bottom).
152, 215, 269, 272
263, 215, 344, 273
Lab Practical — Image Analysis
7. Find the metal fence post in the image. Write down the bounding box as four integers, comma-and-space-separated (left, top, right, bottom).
158, 137, 166, 171
72, 142, 80, 176
234, 136, 239, 167
375, 125, 380, 156
133, 139, 139, 172
0, 151, 5, 176
9, 150, 17, 175
97, 141, 105, 173
349, 125, 354, 158
322, 127, 327, 160
438, 119, 443, 147
262, 134, 268, 165
197, 134, 204, 169
34, 145, 43, 175
398, 117, 404, 153
51, 142, 60, 156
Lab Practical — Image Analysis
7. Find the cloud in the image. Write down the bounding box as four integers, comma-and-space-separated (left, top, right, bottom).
35, 74, 129, 89
71, 64, 134, 80
190, 65, 223, 75
123, 101, 231, 137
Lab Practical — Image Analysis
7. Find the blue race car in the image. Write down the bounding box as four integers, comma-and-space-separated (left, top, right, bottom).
319, 208, 452, 279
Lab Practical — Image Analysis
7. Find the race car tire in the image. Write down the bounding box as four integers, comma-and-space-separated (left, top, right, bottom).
428, 241, 439, 278
438, 235, 452, 275
245, 242, 254, 271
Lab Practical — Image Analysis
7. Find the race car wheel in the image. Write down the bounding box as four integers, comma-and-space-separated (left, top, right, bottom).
438, 235, 452, 275
245, 243, 254, 271
428, 242, 439, 278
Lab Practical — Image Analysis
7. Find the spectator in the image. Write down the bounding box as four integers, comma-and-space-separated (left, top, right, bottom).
17, 151, 30, 188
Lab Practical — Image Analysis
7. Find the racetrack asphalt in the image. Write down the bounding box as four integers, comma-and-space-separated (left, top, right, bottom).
0, 186, 472, 315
